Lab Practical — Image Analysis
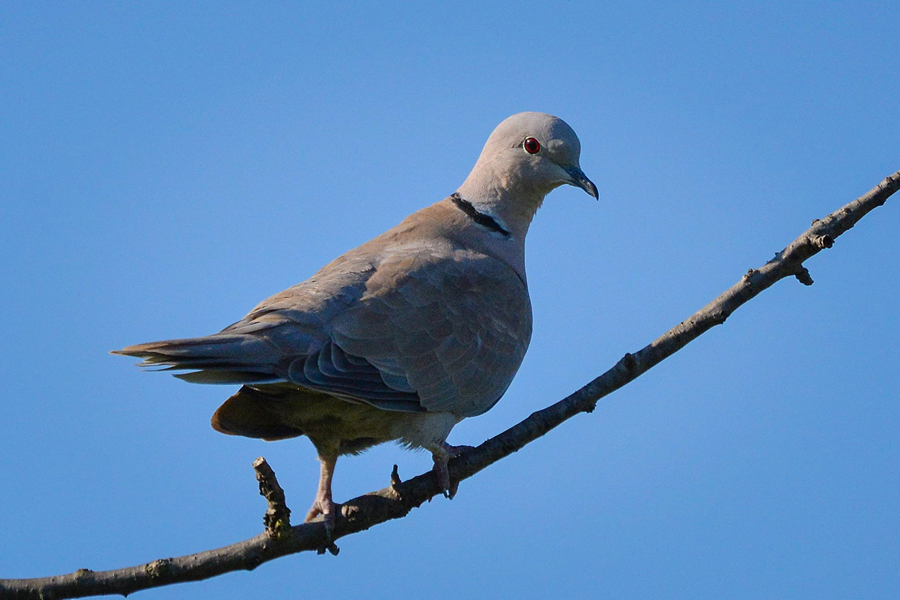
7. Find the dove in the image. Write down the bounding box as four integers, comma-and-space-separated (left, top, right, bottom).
114, 112, 598, 535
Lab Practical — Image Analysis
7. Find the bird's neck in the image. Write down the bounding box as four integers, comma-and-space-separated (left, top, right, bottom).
456, 163, 552, 241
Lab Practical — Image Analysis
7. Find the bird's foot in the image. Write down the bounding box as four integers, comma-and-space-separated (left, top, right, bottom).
432, 443, 475, 499
304, 493, 339, 540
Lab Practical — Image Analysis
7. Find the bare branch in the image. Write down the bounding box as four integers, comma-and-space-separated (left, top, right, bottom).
253, 457, 292, 540
2, 170, 897, 600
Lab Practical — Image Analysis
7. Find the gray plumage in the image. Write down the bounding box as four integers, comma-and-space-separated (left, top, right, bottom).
114, 112, 598, 532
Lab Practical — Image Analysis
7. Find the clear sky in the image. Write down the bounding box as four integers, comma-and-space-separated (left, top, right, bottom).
1, 2, 898, 599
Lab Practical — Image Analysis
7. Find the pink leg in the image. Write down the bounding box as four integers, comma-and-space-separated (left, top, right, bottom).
304, 451, 338, 537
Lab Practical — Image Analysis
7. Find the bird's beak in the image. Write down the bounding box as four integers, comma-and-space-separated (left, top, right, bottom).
565, 165, 599, 199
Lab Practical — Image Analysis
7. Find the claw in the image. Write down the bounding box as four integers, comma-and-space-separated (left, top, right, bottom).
304, 494, 338, 538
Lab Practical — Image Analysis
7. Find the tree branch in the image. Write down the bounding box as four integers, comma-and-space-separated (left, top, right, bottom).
2, 170, 897, 600
253, 457, 292, 541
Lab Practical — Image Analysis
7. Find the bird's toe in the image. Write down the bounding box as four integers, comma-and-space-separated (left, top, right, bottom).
432, 443, 475, 499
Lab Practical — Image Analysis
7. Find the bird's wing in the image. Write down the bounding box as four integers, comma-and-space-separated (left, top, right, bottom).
115, 202, 533, 417
320, 243, 532, 417
112, 249, 377, 384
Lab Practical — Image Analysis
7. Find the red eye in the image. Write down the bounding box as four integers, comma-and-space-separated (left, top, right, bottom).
523, 137, 541, 154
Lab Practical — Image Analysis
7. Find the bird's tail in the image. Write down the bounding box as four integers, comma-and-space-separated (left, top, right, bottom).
111, 334, 283, 384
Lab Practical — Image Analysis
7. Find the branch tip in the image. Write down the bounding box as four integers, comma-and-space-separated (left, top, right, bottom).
253, 457, 292, 539
794, 266, 814, 286
390, 464, 402, 486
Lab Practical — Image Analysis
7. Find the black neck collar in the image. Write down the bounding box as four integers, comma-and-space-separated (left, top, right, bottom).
450, 193, 510, 237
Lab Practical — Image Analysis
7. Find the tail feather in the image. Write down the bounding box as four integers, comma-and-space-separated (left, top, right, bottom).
112, 334, 284, 384
176, 370, 279, 384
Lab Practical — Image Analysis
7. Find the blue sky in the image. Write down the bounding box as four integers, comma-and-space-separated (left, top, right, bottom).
1, 2, 898, 598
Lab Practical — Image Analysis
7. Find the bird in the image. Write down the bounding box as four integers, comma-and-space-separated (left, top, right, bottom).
113, 112, 598, 535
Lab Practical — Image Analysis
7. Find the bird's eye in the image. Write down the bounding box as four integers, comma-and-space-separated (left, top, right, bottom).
523, 137, 541, 154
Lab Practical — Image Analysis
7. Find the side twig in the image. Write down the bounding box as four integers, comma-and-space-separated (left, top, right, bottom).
2, 170, 897, 600
253, 457, 292, 540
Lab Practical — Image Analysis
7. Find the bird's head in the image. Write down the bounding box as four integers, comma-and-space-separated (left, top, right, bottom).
457, 112, 597, 239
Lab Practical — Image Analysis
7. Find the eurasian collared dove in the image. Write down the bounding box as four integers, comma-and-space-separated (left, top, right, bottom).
114, 112, 597, 534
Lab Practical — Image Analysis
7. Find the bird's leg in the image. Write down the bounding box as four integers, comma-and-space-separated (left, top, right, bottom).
431, 442, 475, 499
304, 450, 339, 538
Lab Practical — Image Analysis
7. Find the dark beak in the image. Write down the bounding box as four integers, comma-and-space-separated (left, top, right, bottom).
565, 165, 599, 199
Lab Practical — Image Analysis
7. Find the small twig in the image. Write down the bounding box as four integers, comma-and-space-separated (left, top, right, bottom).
253, 457, 291, 539
1, 169, 897, 600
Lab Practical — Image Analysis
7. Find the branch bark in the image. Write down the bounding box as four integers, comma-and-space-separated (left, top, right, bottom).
2, 169, 898, 600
